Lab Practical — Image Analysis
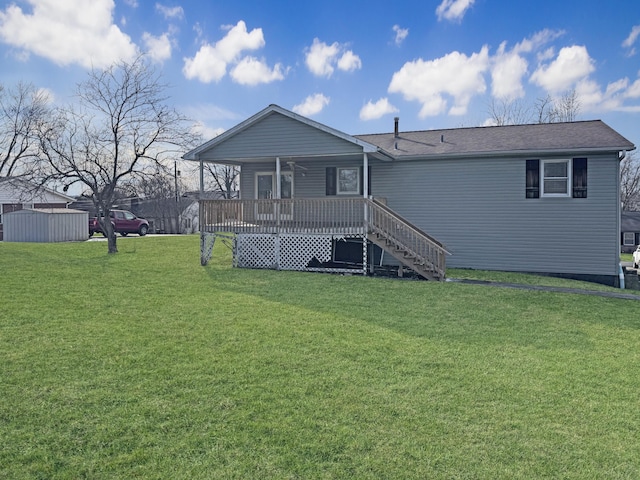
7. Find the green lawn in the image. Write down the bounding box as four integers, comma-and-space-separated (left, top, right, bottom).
2, 236, 640, 479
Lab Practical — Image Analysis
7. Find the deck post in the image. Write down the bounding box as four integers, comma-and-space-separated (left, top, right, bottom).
363, 152, 369, 276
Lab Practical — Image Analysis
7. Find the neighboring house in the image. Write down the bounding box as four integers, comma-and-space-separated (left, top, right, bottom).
0, 178, 75, 241
621, 211, 640, 253
179, 190, 240, 234
183, 104, 635, 286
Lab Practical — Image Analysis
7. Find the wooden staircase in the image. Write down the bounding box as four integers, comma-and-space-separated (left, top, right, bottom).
365, 199, 449, 281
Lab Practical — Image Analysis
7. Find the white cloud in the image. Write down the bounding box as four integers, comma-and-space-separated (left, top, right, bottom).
537, 47, 556, 62
626, 77, 640, 98
337, 50, 362, 72
388, 46, 489, 117
530, 45, 595, 93
123, 0, 138, 7
305, 39, 340, 77
514, 28, 564, 54
305, 38, 361, 77
359, 98, 398, 120
435, 0, 475, 22
0, 0, 138, 68
183, 20, 266, 83
192, 121, 225, 141
491, 42, 528, 100
155, 3, 184, 20
142, 32, 172, 63
392, 25, 408, 46
230, 56, 285, 86
572, 73, 640, 113
623, 25, 640, 56
489, 30, 566, 101
292, 93, 330, 116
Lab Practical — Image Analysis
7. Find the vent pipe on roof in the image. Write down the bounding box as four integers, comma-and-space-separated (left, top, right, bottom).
440, 134, 444, 143
394, 117, 399, 138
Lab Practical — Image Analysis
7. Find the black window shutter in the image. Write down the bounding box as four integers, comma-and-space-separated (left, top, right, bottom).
572, 158, 587, 198
326, 167, 336, 196
526, 159, 539, 198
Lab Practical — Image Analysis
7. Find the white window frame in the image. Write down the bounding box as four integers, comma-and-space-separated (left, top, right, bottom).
623, 232, 636, 246
337, 167, 360, 195
541, 159, 571, 197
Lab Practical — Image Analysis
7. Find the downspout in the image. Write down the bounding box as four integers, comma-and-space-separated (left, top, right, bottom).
618, 150, 626, 288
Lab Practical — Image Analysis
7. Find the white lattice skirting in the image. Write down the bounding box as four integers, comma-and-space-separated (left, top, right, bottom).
235, 233, 363, 271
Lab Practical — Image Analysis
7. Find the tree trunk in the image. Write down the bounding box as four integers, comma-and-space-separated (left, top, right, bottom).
107, 231, 118, 253
102, 219, 118, 253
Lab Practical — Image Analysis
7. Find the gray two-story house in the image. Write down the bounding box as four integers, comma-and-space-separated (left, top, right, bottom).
183, 104, 634, 286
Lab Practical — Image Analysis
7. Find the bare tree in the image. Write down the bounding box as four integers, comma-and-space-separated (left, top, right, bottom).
133, 170, 191, 233
487, 97, 532, 126
488, 89, 581, 126
34, 56, 198, 253
534, 89, 581, 124
0, 82, 49, 178
621, 151, 640, 211
534, 94, 556, 124
205, 163, 239, 198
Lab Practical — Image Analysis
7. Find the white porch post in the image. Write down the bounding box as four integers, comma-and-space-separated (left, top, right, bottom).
275, 157, 281, 199
363, 152, 369, 199
199, 158, 204, 194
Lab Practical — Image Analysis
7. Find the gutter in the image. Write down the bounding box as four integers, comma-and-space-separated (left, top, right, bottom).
381, 146, 637, 162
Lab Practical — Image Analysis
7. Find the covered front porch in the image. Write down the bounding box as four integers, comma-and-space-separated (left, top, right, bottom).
198, 197, 449, 281
183, 104, 448, 280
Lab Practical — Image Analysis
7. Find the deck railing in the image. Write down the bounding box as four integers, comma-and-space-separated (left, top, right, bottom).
200, 198, 366, 234
365, 199, 449, 279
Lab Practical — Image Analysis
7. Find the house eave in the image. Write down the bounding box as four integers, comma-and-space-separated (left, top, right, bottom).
383, 146, 636, 161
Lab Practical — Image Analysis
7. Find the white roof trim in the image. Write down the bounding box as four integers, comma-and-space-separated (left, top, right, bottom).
183, 104, 378, 161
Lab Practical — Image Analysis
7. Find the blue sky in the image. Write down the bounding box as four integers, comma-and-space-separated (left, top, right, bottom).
1, 0, 640, 149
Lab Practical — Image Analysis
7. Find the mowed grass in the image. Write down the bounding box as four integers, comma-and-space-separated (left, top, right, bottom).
1, 236, 640, 479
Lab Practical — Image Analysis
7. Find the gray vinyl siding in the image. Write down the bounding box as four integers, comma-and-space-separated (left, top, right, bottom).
201, 113, 363, 161
240, 156, 370, 199
372, 153, 620, 277
239, 152, 620, 277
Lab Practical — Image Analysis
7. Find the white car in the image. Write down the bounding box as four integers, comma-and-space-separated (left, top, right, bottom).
633, 246, 640, 268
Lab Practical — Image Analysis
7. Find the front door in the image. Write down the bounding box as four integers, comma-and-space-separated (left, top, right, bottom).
255, 172, 293, 220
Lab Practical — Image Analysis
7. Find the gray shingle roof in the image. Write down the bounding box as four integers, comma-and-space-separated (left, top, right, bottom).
622, 211, 640, 232
355, 120, 635, 159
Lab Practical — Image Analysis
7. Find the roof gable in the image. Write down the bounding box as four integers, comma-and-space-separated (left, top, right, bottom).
184, 104, 377, 163
0, 178, 74, 203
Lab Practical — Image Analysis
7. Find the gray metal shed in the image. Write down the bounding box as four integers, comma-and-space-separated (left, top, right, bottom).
3, 208, 88, 243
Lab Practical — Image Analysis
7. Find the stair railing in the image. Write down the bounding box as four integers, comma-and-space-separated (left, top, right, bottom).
365, 199, 449, 279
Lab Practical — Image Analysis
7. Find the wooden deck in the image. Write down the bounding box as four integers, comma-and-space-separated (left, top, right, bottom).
199, 198, 449, 280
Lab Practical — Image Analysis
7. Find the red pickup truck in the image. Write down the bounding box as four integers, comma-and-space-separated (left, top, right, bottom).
89, 209, 149, 237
